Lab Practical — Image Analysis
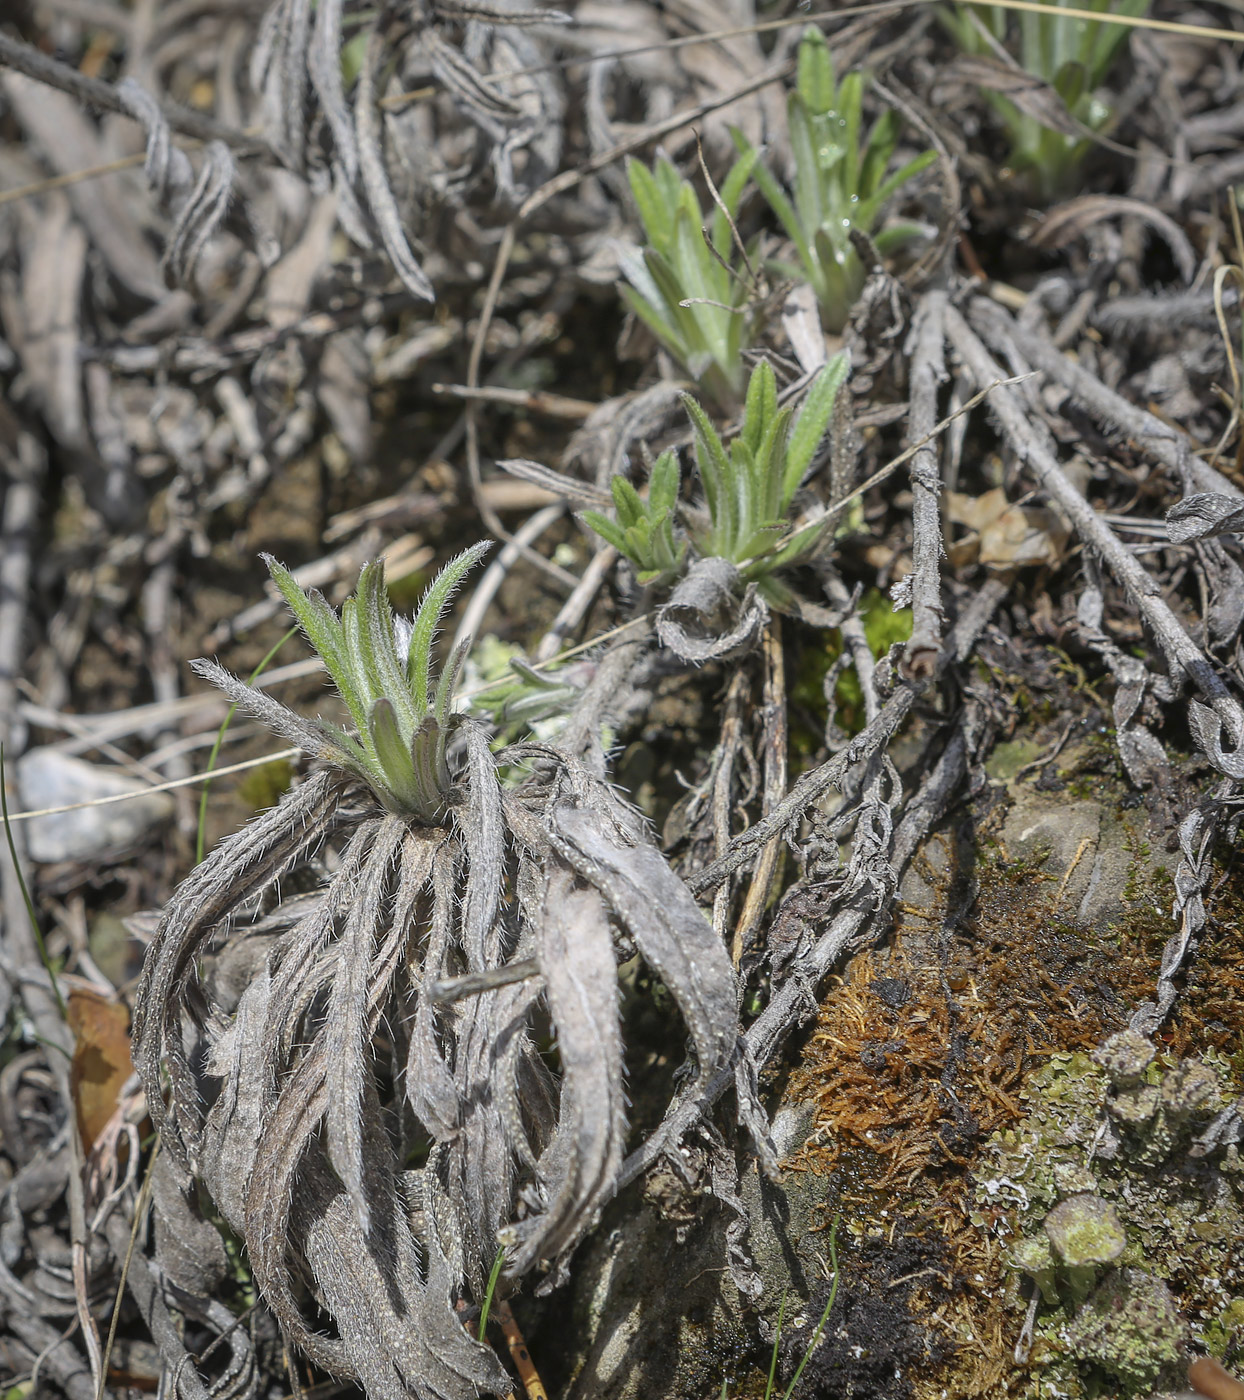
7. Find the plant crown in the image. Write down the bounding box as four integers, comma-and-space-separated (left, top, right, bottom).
732, 26, 935, 331
264, 543, 489, 819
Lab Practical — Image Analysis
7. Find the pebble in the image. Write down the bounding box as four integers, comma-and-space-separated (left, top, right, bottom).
16, 748, 174, 864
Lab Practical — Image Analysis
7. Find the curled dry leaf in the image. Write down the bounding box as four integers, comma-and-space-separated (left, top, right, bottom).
1166, 492, 1244, 544
946, 487, 1070, 569
657, 556, 770, 662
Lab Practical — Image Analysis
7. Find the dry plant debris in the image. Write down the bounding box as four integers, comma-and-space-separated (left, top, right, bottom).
1, 2, 1244, 1399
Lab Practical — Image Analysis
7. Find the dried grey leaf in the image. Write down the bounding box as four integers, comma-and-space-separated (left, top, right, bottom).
507, 868, 625, 1272
149, 1152, 228, 1300
188, 658, 329, 757
326, 817, 406, 1233
657, 557, 769, 663
406, 843, 465, 1143
162, 142, 237, 289
355, 28, 436, 303
116, 78, 193, 202
1187, 699, 1244, 780
457, 722, 505, 967
1167, 492, 1244, 544
251, 0, 313, 169
549, 801, 736, 1091
308, 0, 358, 181
134, 769, 344, 1167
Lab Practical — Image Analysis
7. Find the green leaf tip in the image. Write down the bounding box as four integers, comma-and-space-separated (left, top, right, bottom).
259, 542, 492, 819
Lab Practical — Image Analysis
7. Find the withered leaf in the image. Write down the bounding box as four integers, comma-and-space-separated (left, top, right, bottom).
1166, 492, 1244, 544
67, 987, 133, 1152
508, 869, 625, 1272
549, 802, 736, 1088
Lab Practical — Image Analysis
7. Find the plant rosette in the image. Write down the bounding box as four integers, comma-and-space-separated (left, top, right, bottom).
134, 549, 743, 1399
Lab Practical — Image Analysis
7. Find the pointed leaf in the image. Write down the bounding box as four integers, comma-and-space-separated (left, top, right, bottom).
406, 541, 491, 712
648, 450, 681, 516
755, 405, 794, 523
610, 475, 646, 529
682, 393, 733, 549
731, 127, 814, 275
784, 353, 849, 504
582, 510, 630, 556
839, 71, 865, 200
264, 556, 368, 737
787, 95, 825, 244
796, 26, 836, 116
709, 147, 758, 258
627, 158, 674, 252
368, 697, 420, 811
742, 359, 777, 456
859, 109, 900, 200
673, 209, 730, 371
358, 560, 417, 739
432, 636, 471, 732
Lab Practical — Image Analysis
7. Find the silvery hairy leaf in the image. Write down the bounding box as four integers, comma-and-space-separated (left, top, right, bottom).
506, 868, 625, 1273
162, 141, 237, 288
117, 78, 193, 201
1166, 492, 1244, 544
548, 800, 737, 1089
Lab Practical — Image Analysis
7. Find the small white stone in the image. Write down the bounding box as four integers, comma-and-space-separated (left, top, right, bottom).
17, 748, 175, 864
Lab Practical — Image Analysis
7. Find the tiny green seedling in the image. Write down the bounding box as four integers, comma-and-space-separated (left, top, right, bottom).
583, 354, 850, 608
464, 637, 590, 744
942, 0, 1148, 199
685, 354, 849, 590
618, 151, 759, 406
733, 27, 935, 332
582, 450, 686, 586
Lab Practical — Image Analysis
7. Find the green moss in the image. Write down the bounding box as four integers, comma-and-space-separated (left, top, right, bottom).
985, 738, 1044, 783
791, 590, 912, 744
237, 757, 294, 812
1204, 1298, 1244, 1358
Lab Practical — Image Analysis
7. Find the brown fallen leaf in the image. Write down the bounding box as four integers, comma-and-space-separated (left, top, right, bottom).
67, 987, 133, 1153
946, 487, 1069, 570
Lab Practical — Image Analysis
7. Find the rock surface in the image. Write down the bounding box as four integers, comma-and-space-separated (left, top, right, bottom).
16, 748, 174, 864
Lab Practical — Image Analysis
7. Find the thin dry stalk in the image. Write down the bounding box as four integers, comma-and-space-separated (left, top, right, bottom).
902, 289, 948, 681
731, 616, 788, 966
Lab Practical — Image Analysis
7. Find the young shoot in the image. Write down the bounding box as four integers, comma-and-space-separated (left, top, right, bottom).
582, 450, 686, 586
733, 27, 935, 332
617, 152, 759, 406
583, 354, 850, 607
196, 543, 489, 821
941, 0, 1148, 199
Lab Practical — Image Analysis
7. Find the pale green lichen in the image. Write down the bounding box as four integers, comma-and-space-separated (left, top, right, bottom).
974, 1044, 1243, 1398
1044, 1198, 1125, 1267
1062, 1268, 1187, 1392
